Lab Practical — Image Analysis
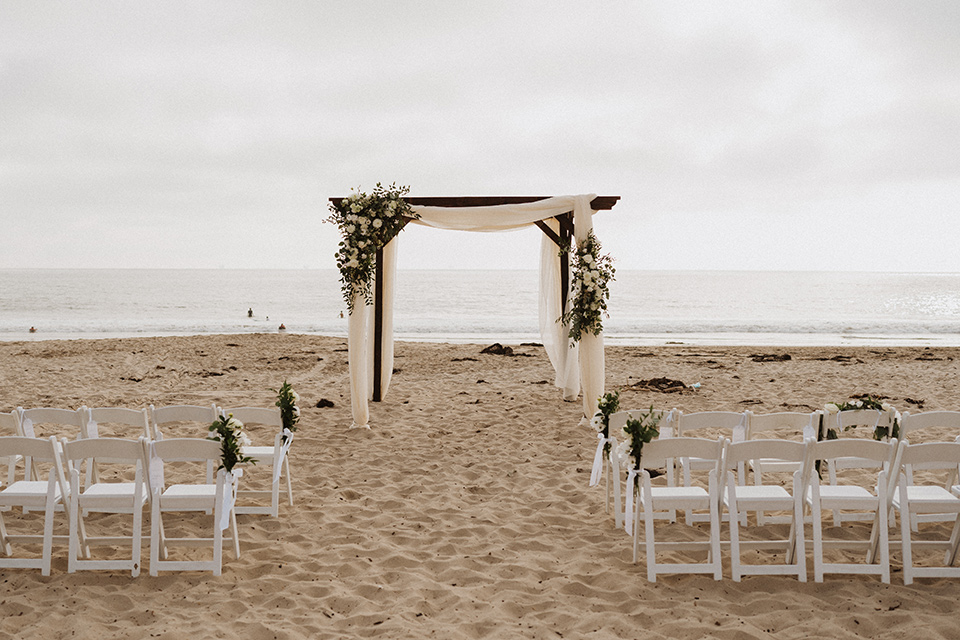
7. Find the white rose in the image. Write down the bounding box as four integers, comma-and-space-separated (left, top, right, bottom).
881, 402, 894, 412
824, 403, 839, 414
590, 415, 603, 431
292, 406, 300, 417
239, 432, 252, 447
350, 204, 360, 213
347, 259, 358, 268
851, 400, 863, 408
346, 224, 355, 234
358, 217, 368, 226
373, 218, 383, 228
291, 391, 299, 403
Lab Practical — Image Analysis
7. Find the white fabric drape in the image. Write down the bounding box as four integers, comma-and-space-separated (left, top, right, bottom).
346, 194, 606, 428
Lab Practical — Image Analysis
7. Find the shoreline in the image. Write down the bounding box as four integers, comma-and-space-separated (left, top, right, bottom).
4, 329, 960, 348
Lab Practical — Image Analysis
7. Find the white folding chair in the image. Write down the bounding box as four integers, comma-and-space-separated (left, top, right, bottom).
804, 438, 900, 583
746, 411, 820, 525
62, 437, 148, 577
0, 436, 70, 575
900, 411, 960, 485
146, 438, 241, 576
890, 440, 960, 585
219, 407, 294, 516
17, 407, 87, 482
78, 406, 152, 487
0, 412, 22, 485
823, 409, 896, 526
675, 411, 747, 525
148, 403, 219, 441
606, 409, 676, 529
630, 437, 724, 582
722, 439, 807, 582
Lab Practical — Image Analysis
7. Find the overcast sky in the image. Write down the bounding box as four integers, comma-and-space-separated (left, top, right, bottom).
2, 1, 958, 272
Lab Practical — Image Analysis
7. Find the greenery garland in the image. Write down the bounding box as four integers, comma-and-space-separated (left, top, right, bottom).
208, 413, 256, 473
558, 230, 615, 342
326, 183, 418, 312
822, 396, 900, 441
274, 380, 300, 443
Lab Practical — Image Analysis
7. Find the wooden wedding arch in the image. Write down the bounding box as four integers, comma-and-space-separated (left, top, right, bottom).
328, 194, 620, 428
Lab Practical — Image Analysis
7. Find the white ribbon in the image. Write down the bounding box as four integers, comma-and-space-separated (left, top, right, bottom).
589, 432, 607, 487
85, 419, 99, 439
733, 414, 747, 443
21, 417, 35, 439
803, 423, 815, 440
147, 442, 165, 493
624, 468, 639, 535
272, 430, 293, 486
218, 468, 242, 531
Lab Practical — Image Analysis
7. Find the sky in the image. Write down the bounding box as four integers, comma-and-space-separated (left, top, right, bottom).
2, 1, 958, 272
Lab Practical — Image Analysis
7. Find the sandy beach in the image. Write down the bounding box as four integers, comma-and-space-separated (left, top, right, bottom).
2, 333, 960, 639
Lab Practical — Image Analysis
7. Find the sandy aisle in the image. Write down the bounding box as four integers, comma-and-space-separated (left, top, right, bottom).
1, 334, 959, 639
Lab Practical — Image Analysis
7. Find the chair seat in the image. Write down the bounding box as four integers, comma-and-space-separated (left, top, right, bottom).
240, 446, 276, 460
815, 485, 877, 501
80, 482, 149, 506
893, 485, 960, 512
645, 486, 709, 501
160, 484, 217, 508
726, 485, 791, 504
1, 480, 62, 503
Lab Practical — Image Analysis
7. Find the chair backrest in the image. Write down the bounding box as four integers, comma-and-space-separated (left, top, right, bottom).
17, 407, 86, 439
639, 436, 724, 470
62, 437, 146, 466
724, 439, 807, 469
0, 411, 20, 436
608, 408, 675, 436
806, 438, 899, 482
82, 407, 151, 440
900, 411, 960, 441
747, 411, 819, 441
148, 404, 219, 440
897, 440, 960, 469
0, 435, 63, 463
149, 438, 221, 464
676, 411, 746, 441
219, 407, 282, 428
825, 409, 894, 440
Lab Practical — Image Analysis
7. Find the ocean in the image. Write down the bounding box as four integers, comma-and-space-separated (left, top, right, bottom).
2, 269, 960, 346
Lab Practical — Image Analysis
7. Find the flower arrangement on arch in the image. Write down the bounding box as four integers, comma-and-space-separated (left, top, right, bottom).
822, 396, 900, 441
558, 230, 615, 342
274, 380, 300, 443
616, 405, 662, 474
208, 413, 256, 473
326, 183, 419, 311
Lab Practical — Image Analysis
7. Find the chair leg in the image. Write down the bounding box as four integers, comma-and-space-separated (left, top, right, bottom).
41, 472, 58, 577
878, 500, 890, 584
792, 474, 807, 582
900, 504, 913, 586
230, 510, 240, 559
284, 457, 293, 506
0, 511, 11, 555
644, 499, 657, 582
944, 513, 960, 567
131, 498, 143, 578
150, 495, 161, 576
726, 473, 742, 582
811, 497, 824, 582
68, 476, 80, 574
709, 477, 722, 581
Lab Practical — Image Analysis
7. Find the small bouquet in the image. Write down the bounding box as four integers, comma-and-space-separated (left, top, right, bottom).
208, 413, 256, 472
616, 406, 662, 474
559, 230, 616, 343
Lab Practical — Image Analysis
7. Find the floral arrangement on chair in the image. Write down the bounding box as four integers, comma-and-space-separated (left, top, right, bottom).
208, 413, 256, 473
591, 390, 621, 455
616, 406, 662, 474
326, 183, 419, 311
823, 396, 900, 441
559, 230, 616, 342
274, 380, 300, 443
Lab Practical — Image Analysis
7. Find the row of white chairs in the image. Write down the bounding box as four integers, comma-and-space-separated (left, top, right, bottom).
593, 408, 960, 584
0, 434, 239, 576
1, 404, 295, 518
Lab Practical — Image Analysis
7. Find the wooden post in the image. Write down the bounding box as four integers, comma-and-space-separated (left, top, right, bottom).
372, 246, 384, 402
559, 212, 574, 312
